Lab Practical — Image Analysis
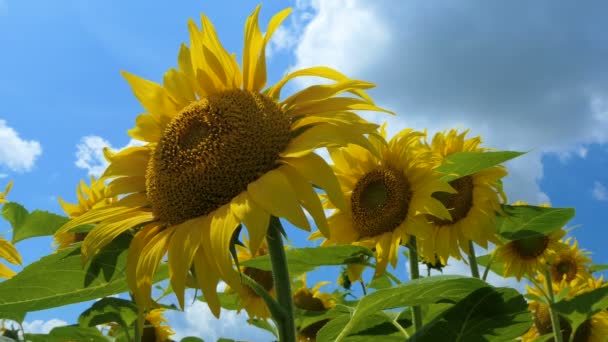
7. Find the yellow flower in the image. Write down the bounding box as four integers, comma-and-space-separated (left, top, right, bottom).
494, 229, 566, 281
416, 129, 507, 264
0, 182, 21, 279
293, 276, 336, 342
0, 181, 12, 204
229, 237, 274, 319
55, 5, 388, 316
550, 237, 592, 284
524, 276, 608, 341
142, 309, 175, 342
54, 177, 117, 249
311, 127, 453, 275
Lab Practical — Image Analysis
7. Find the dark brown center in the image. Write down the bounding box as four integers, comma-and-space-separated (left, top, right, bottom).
511, 235, 550, 259
427, 176, 474, 226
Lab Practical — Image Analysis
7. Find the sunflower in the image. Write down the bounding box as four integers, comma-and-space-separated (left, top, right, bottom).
293, 276, 336, 342
524, 276, 608, 341
494, 228, 566, 281
55, 5, 388, 316
310, 127, 454, 275
142, 308, 175, 342
414, 129, 507, 264
550, 237, 591, 284
228, 237, 274, 319
0, 181, 21, 279
54, 177, 116, 249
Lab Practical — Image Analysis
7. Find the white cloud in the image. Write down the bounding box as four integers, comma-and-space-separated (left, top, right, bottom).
22, 319, 67, 334
75, 136, 144, 177
0, 119, 42, 172
287, 1, 608, 203
165, 291, 273, 342
592, 181, 607, 201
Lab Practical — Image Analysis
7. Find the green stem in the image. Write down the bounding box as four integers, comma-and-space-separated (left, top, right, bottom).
360, 280, 367, 296
467, 240, 480, 279
481, 253, 494, 281
267, 217, 296, 342
544, 269, 563, 342
408, 237, 423, 332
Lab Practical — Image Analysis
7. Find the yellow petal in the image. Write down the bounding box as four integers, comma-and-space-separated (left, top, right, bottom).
127, 223, 162, 298
102, 146, 150, 178
288, 97, 394, 117
163, 68, 195, 107
56, 206, 139, 236
193, 248, 222, 317
208, 204, 241, 287
168, 216, 205, 308
247, 168, 310, 231
121, 71, 179, 126
58, 197, 81, 217
200, 14, 238, 88
106, 176, 146, 197
242, 5, 263, 91
177, 44, 205, 97
282, 153, 346, 211
279, 165, 329, 238
0, 262, 15, 279
374, 233, 393, 275
230, 192, 270, 254
282, 80, 374, 110
82, 211, 154, 262
0, 238, 21, 265
135, 225, 175, 309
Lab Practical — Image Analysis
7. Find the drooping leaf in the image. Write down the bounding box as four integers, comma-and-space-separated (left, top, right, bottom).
316, 312, 409, 342
78, 297, 138, 339
497, 205, 575, 240
2, 202, 69, 243
554, 285, 608, 336
589, 264, 608, 273
0, 235, 168, 313
435, 151, 525, 182
410, 287, 531, 341
330, 276, 488, 340
0, 310, 25, 323
241, 245, 373, 274
24, 326, 109, 342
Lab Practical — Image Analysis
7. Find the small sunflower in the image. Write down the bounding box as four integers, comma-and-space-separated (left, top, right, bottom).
0, 182, 21, 279
524, 276, 608, 341
229, 237, 274, 319
417, 129, 507, 264
56, 5, 388, 316
494, 228, 566, 281
311, 127, 453, 275
142, 308, 175, 342
293, 276, 336, 342
54, 177, 116, 249
550, 237, 591, 284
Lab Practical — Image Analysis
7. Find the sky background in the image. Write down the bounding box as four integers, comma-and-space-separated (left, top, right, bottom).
1, 0, 608, 340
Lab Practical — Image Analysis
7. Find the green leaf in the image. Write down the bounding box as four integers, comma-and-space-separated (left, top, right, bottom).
2, 202, 69, 243
589, 264, 608, 273
0, 235, 168, 313
296, 307, 345, 333
241, 245, 373, 274
410, 287, 531, 341
0, 310, 25, 323
367, 273, 393, 290
333, 276, 488, 339
317, 312, 409, 342
24, 326, 109, 342
78, 297, 138, 339
181, 338, 205, 342
554, 285, 608, 336
436, 151, 525, 182
476, 254, 506, 279
497, 205, 575, 240
248, 318, 278, 337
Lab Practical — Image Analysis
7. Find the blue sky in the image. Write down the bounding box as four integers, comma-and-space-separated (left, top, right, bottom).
1, 0, 608, 340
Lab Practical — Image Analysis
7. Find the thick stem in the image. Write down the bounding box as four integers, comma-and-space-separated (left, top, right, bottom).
408, 237, 423, 332
544, 269, 564, 342
267, 217, 296, 342
467, 240, 480, 279
481, 253, 495, 281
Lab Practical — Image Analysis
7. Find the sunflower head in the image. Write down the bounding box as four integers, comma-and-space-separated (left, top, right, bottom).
550, 238, 591, 284
142, 308, 175, 342
0, 181, 12, 204
419, 129, 507, 264
311, 128, 454, 275
294, 276, 336, 342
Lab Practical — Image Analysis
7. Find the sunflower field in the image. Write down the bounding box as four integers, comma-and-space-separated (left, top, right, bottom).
1, 4, 607, 342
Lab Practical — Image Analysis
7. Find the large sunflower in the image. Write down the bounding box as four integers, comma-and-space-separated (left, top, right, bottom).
310, 127, 454, 275
415, 129, 507, 264
56, 6, 388, 316
0, 181, 21, 279
55, 177, 116, 249
550, 237, 591, 284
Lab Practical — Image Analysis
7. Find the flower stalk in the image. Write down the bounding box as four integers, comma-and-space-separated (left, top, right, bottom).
544, 268, 563, 342
468, 240, 481, 279
408, 237, 423, 332
267, 217, 296, 342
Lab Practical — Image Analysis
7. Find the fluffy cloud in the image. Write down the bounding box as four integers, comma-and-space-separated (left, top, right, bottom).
75, 136, 144, 177
22, 319, 67, 334
592, 181, 607, 201
288, 1, 608, 203
0, 119, 42, 172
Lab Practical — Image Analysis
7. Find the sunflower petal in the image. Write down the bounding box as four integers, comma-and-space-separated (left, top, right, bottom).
55, 206, 140, 236
127, 223, 161, 299
193, 248, 222, 317
106, 176, 146, 197
135, 225, 174, 309
163, 68, 196, 107
121, 71, 179, 126
208, 204, 241, 287
102, 146, 151, 178
282, 80, 375, 110
0, 262, 15, 279
288, 97, 394, 117
247, 168, 310, 231
168, 216, 205, 308
230, 192, 270, 254
242, 5, 263, 91
0, 239, 21, 265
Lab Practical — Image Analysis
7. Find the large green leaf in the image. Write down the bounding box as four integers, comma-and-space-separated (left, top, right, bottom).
0, 235, 168, 313
436, 151, 525, 182
316, 312, 410, 342
24, 326, 109, 342
410, 287, 531, 341
241, 245, 373, 274
2, 202, 69, 243
0, 310, 25, 323
497, 205, 575, 240
329, 276, 488, 340
78, 297, 138, 341
554, 285, 608, 336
